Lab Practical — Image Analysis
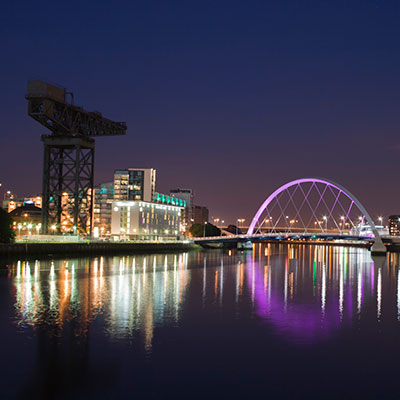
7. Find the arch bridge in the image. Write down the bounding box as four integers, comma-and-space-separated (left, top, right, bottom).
195, 178, 387, 254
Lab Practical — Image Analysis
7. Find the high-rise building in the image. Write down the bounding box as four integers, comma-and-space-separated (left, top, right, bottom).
388, 215, 400, 236
93, 182, 114, 236
170, 188, 193, 230
114, 168, 156, 202
193, 205, 209, 225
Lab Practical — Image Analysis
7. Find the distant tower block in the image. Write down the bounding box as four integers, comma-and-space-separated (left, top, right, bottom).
26, 80, 127, 234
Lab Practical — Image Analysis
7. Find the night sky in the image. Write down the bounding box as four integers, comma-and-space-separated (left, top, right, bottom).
1, 1, 399, 224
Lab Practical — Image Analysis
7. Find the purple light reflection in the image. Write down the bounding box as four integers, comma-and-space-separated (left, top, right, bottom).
245, 246, 375, 344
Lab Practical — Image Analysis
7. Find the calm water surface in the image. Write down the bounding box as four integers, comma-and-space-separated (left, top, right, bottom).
1, 244, 400, 399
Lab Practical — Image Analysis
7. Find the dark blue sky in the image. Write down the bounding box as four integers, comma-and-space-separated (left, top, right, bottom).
1, 0, 399, 223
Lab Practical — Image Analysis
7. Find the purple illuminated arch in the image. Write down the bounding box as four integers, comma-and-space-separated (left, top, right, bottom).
247, 177, 385, 251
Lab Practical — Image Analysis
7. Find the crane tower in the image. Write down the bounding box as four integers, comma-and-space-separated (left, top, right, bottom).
26, 80, 127, 234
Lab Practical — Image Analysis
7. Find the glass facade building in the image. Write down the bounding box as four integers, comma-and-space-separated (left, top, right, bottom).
114, 168, 156, 202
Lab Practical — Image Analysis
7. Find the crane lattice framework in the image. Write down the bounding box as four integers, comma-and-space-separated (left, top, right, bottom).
26, 80, 127, 234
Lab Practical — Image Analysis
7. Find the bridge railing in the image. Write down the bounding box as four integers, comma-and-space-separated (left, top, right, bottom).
192, 232, 388, 241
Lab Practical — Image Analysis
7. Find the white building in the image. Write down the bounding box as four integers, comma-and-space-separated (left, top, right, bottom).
111, 200, 181, 240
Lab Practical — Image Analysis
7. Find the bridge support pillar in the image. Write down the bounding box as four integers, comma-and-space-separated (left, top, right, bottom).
371, 239, 387, 255
237, 241, 253, 250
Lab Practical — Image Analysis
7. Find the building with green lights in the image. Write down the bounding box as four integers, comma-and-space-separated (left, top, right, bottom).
154, 192, 186, 208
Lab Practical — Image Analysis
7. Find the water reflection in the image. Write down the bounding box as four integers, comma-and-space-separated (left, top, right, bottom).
5, 245, 400, 398
10, 253, 190, 351
7, 244, 400, 349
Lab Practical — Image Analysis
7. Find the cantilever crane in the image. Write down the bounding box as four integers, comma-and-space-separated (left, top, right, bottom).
26, 80, 127, 234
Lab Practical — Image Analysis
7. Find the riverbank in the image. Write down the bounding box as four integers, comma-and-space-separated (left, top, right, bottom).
0, 241, 200, 258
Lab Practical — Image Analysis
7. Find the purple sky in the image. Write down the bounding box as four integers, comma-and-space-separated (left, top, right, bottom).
1, 1, 400, 224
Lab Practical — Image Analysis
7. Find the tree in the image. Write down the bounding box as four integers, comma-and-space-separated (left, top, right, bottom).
189, 223, 221, 237
0, 208, 15, 244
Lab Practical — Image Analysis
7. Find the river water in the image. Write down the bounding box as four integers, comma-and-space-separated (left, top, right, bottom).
1, 244, 400, 399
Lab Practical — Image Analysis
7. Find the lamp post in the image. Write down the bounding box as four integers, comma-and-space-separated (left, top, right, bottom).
340, 216, 345, 233
236, 218, 245, 235
322, 216, 327, 232
378, 217, 383, 227
203, 221, 208, 237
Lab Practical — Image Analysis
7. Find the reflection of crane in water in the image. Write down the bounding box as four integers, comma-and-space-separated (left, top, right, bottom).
13, 254, 190, 398
18, 258, 116, 398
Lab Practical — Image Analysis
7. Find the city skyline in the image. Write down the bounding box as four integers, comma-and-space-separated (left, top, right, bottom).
1, 1, 400, 224
2, 3, 400, 398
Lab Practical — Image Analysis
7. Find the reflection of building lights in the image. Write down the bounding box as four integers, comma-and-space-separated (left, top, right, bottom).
9, 247, 385, 351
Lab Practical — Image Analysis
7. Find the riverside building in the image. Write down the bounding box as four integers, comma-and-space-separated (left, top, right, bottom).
389, 215, 400, 236
170, 188, 193, 231
193, 205, 209, 225
2, 191, 42, 213
111, 200, 181, 240
93, 182, 114, 236
114, 168, 156, 202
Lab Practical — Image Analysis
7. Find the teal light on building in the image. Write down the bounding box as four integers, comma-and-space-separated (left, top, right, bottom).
154, 192, 186, 208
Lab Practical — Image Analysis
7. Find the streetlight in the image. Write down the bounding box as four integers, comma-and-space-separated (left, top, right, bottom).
322, 216, 327, 232
340, 216, 345, 232
17, 223, 22, 237
203, 221, 208, 237
236, 218, 245, 235
51, 225, 57, 235
378, 217, 383, 227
